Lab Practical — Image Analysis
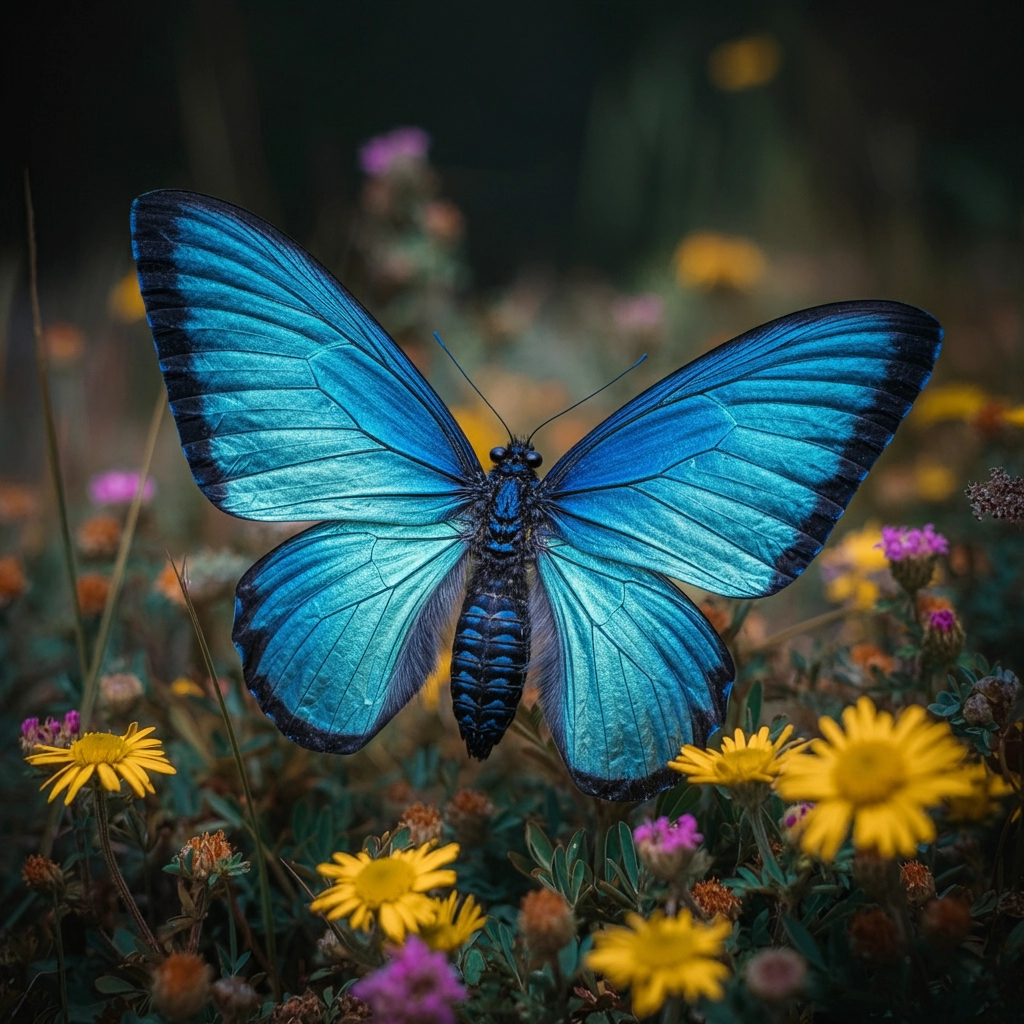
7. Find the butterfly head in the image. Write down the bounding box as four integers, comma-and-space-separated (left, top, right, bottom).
489, 438, 543, 477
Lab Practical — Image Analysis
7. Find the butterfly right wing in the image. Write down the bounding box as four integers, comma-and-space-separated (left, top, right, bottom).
132, 189, 482, 525
532, 538, 732, 801
233, 520, 468, 752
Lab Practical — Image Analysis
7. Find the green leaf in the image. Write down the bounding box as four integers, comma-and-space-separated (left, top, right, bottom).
782, 915, 826, 970
745, 680, 763, 732
525, 822, 555, 870
566, 828, 588, 866
463, 947, 485, 986
552, 845, 571, 897
95, 976, 140, 995
616, 821, 639, 890
508, 851, 540, 880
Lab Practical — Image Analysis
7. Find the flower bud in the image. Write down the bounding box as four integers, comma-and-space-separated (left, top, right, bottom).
22, 855, 65, 896
397, 802, 443, 846
853, 851, 901, 902
922, 609, 965, 662
779, 803, 813, 844
444, 789, 495, 846
920, 897, 972, 949
879, 524, 948, 595
100, 672, 144, 715
518, 888, 576, 961
743, 947, 807, 1001
849, 907, 902, 962
691, 878, 742, 921
633, 815, 702, 882
76, 515, 122, 559
899, 861, 936, 908
211, 976, 261, 1024
150, 953, 212, 1021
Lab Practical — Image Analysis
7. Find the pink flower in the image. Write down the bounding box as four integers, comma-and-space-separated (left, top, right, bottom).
352, 935, 466, 1024
633, 814, 702, 852
612, 293, 664, 333
359, 126, 431, 176
878, 524, 948, 561
89, 471, 156, 506
928, 609, 956, 633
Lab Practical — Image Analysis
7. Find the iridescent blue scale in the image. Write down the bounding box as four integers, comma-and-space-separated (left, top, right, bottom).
132, 189, 943, 800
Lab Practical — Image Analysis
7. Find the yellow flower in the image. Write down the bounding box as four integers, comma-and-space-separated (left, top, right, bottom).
912, 383, 989, 425
418, 891, 487, 952
586, 910, 731, 1016
945, 761, 1015, 823
451, 405, 505, 469
707, 35, 781, 91
170, 677, 206, 698
673, 231, 767, 291
776, 697, 973, 860
310, 841, 459, 942
25, 723, 176, 805
669, 725, 794, 794
913, 458, 958, 502
109, 270, 147, 323
819, 523, 888, 609
420, 650, 451, 712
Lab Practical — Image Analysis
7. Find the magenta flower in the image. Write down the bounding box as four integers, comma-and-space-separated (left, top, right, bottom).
633, 814, 702, 852
359, 126, 431, 176
89, 471, 156, 506
878, 524, 949, 561
928, 609, 956, 633
351, 935, 466, 1024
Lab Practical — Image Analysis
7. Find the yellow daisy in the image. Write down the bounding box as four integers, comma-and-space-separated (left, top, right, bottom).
418, 891, 487, 952
776, 697, 973, 860
670, 725, 794, 808
945, 761, 1015, 823
310, 841, 459, 942
586, 910, 731, 1016
25, 723, 175, 805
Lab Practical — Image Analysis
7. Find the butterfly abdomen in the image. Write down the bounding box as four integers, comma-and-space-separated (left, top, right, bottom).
451, 473, 535, 759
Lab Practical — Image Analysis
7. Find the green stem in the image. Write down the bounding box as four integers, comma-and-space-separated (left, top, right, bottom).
24, 171, 88, 685
172, 562, 279, 996
52, 891, 68, 1024
94, 788, 161, 954
226, 883, 238, 968
80, 392, 165, 727
748, 806, 782, 881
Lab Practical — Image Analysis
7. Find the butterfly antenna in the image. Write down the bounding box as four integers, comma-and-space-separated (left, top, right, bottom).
434, 332, 512, 439
527, 354, 647, 443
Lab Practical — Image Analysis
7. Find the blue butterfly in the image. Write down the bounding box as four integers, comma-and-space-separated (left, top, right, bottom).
131, 190, 942, 801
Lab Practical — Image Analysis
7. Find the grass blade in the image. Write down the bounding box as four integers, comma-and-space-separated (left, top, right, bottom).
24, 170, 88, 684
79, 391, 165, 727
170, 559, 280, 997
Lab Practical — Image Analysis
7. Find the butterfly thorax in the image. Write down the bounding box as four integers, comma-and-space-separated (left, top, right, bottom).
451, 440, 544, 759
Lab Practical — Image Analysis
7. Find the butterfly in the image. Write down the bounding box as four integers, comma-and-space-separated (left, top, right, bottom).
131, 189, 942, 801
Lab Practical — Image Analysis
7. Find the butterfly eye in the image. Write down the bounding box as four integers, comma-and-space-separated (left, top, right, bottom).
526, 450, 543, 467
489, 446, 507, 463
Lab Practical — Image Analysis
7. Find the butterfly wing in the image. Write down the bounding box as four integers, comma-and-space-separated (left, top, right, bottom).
541, 301, 942, 597
533, 538, 732, 800
233, 520, 468, 752
131, 189, 481, 525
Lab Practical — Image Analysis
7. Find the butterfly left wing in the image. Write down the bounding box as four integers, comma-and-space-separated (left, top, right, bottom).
132, 190, 481, 525
540, 301, 942, 597
533, 538, 732, 800
233, 520, 467, 752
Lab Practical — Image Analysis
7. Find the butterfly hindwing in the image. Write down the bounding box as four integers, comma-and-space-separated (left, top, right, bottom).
541, 301, 942, 598
233, 520, 468, 753
533, 538, 733, 801
131, 190, 481, 525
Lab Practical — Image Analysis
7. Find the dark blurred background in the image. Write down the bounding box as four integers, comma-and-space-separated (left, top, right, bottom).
3, 0, 1022, 281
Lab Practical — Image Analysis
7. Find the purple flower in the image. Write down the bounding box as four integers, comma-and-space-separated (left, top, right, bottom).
352, 935, 466, 1024
928, 609, 956, 633
878, 524, 949, 561
21, 717, 39, 743
89, 471, 156, 506
612, 293, 664, 333
633, 814, 703, 852
62, 710, 80, 742
359, 127, 431, 176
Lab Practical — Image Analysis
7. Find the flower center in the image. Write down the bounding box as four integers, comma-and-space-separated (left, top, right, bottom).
718, 748, 771, 782
71, 733, 129, 766
352, 858, 417, 907
832, 741, 906, 805
633, 928, 697, 969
